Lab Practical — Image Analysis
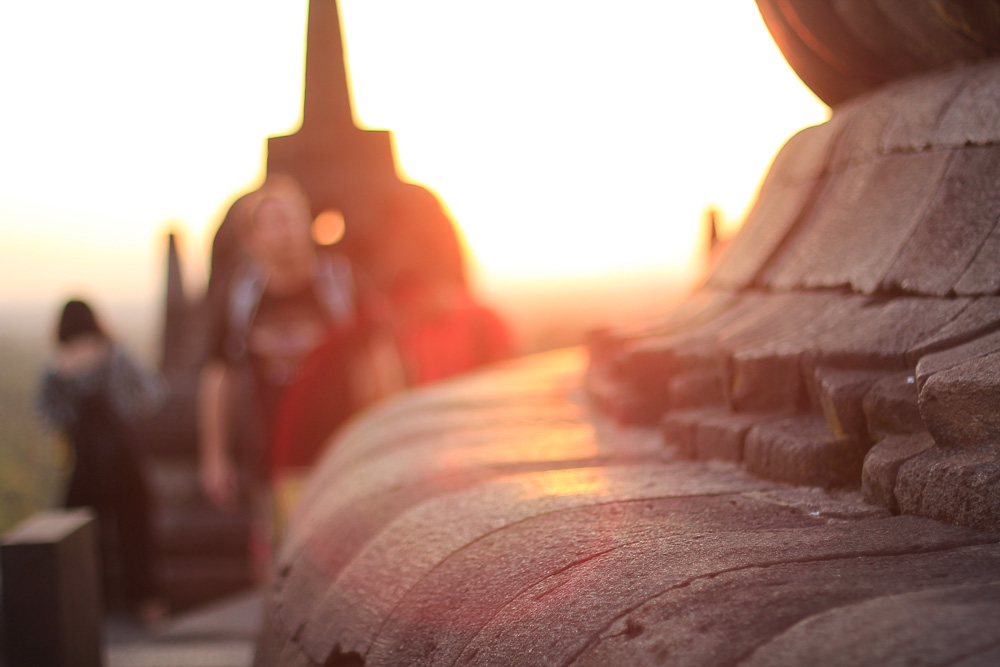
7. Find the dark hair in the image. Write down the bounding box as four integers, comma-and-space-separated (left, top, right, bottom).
57, 299, 107, 344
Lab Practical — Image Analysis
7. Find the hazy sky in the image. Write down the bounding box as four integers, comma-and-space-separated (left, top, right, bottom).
0, 1, 828, 313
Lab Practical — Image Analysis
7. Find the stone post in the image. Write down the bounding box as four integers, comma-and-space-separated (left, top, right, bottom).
1, 509, 103, 667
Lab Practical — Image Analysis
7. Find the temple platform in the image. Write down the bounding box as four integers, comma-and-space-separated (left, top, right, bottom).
254, 348, 1000, 665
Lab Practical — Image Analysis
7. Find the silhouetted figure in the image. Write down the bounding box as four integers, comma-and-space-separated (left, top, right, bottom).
36, 299, 167, 626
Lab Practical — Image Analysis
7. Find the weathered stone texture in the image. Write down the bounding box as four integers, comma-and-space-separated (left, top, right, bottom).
694, 411, 776, 462
937, 61, 1000, 146
877, 66, 982, 152
806, 296, 968, 369
722, 295, 864, 414
258, 348, 1000, 665
862, 372, 922, 440
881, 145, 1000, 296
915, 329, 1000, 391
862, 433, 935, 512
895, 448, 1000, 532
808, 367, 887, 443
744, 416, 864, 489
586, 87, 999, 521
955, 222, 1000, 295
762, 150, 953, 293
726, 346, 805, 414
907, 297, 1000, 364
739, 581, 1000, 667
918, 350, 1000, 453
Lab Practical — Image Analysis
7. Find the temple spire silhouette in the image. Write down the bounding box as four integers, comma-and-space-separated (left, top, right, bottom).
267, 0, 401, 223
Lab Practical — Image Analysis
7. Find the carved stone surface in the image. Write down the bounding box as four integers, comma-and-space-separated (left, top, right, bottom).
919, 350, 1000, 453
744, 416, 863, 489
762, 150, 953, 293
895, 448, 1000, 532
255, 350, 1000, 665
585, 53, 1000, 527
862, 433, 934, 513
955, 223, 1000, 295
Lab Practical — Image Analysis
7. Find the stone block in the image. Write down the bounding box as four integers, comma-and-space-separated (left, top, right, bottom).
1, 510, 102, 667
611, 295, 770, 423
662, 409, 712, 459
882, 145, 1000, 296
717, 292, 840, 354
666, 368, 724, 410
744, 416, 866, 489
914, 328, 1000, 390
694, 411, 785, 463
809, 296, 969, 370
762, 150, 954, 293
587, 363, 668, 426
809, 367, 888, 443
918, 350, 1000, 453
727, 346, 806, 414
878, 67, 979, 152
895, 447, 1000, 532
723, 294, 869, 413
741, 582, 1000, 667
863, 372, 922, 439
827, 89, 905, 170
937, 60, 1000, 147
907, 296, 1000, 364
955, 221, 1000, 295
862, 433, 935, 513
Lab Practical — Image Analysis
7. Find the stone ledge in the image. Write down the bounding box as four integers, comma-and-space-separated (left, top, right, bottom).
256, 350, 1000, 665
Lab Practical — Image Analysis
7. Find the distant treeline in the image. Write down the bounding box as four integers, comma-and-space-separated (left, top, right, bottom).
0, 337, 65, 533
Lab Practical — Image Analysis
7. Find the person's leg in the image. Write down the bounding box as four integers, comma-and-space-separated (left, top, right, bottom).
113, 449, 168, 627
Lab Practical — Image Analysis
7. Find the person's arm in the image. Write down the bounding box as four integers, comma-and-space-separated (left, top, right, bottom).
198, 359, 239, 509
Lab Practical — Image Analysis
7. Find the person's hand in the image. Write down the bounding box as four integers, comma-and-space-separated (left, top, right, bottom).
200, 451, 239, 510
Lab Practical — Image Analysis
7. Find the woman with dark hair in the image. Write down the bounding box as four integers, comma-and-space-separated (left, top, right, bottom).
36, 299, 167, 626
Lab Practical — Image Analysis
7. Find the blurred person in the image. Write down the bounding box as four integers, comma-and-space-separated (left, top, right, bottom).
36, 298, 167, 627
198, 175, 400, 548
390, 272, 514, 385
373, 186, 514, 385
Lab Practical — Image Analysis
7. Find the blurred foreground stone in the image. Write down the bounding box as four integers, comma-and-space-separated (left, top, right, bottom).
1, 510, 102, 667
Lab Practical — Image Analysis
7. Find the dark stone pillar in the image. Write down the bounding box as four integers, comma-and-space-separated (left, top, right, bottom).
1, 509, 102, 667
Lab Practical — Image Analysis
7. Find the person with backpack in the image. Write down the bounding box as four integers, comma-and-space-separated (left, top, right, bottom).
37, 299, 168, 626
